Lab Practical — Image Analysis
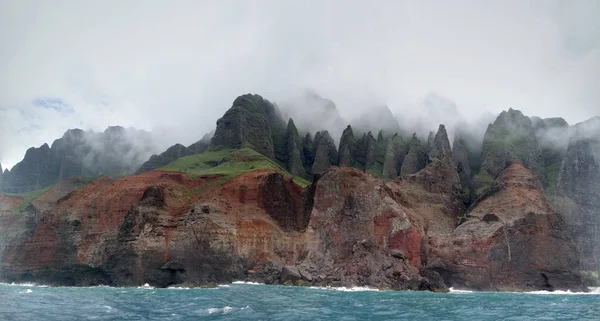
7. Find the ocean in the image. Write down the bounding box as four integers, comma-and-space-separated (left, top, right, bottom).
0, 282, 598, 320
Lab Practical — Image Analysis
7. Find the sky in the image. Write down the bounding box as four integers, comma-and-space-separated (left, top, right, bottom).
0, 0, 599, 170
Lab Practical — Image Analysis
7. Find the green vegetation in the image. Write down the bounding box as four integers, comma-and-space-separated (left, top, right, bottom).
473, 172, 495, 198
5, 185, 54, 212
366, 164, 383, 178
543, 163, 561, 194
159, 148, 310, 187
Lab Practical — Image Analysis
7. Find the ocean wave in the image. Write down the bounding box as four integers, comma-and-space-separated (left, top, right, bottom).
18, 289, 33, 294
308, 286, 380, 292
449, 287, 474, 293
0, 282, 48, 288
201, 306, 234, 315
526, 289, 600, 295
137, 283, 155, 289
231, 281, 263, 285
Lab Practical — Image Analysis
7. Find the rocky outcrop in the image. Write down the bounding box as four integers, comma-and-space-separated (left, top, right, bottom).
400, 134, 428, 176
452, 135, 473, 204
533, 117, 570, 193
429, 125, 452, 161
382, 134, 405, 180
338, 126, 357, 167
1, 127, 158, 193
137, 133, 212, 174
301, 133, 315, 174
425, 163, 586, 291
358, 132, 377, 172
479, 109, 544, 183
297, 167, 433, 290
284, 119, 306, 178
555, 117, 600, 270
311, 131, 338, 175
210, 94, 285, 161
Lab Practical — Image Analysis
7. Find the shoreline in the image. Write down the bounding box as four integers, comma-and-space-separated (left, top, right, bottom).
2, 281, 598, 295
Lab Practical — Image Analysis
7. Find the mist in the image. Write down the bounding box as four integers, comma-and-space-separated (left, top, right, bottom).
1, 0, 599, 169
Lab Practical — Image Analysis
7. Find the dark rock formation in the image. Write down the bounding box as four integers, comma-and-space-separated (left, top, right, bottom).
311, 131, 338, 175
136, 133, 212, 174
400, 134, 428, 176
211, 94, 285, 161
479, 109, 544, 182
338, 126, 357, 167
359, 132, 377, 173
284, 119, 306, 177
382, 134, 405, 180
429, 125, 452, 161
532, 117, 570, 193
301, 133, 315, 173
555, 117, 600, 270
452, 135, 473, 204
1, 127, 157, 193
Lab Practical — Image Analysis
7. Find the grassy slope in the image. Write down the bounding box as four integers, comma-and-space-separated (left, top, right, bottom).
159, 148, 310, 187
4, 185, 53, 212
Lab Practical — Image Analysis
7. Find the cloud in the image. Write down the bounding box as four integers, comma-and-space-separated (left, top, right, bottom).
0, 0, 598, 169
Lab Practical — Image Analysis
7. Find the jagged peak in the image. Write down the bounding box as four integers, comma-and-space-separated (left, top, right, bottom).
62, 128, 85, 138
287, 118, 299, 134
430, 124, 452, 161
377, 130, 384, 142
341, 125, 355, 138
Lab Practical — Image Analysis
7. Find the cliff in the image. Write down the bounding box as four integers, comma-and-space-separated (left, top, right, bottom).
0, 93, 595, 292
0, 146, 585, 291
1, 127, 158, 194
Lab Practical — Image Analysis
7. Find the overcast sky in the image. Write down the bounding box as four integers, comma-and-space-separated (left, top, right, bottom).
0, 0, 598, 170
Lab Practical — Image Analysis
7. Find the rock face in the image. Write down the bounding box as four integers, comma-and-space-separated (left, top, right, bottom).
479, 109, 544, 183
1, 127, 157, 193
297, 167, 428, 290
426, 163, 586, 291
338, 126, 357, 167
311, 131, 338, 175
284, 119, 306, 178
211, 94, 285, 161
452, 136, 473, 204
0, 150, 585, 292
136, 133, 212, 174
382, 134, 405, 180
400, 134, 428, 176
555, 117, 600, 270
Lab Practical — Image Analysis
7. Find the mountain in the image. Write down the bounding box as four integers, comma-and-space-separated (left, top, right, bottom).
553, 117, 600, 270
136, 132, 213, 174
0, 126, 158, 193
0, 93, 597, 292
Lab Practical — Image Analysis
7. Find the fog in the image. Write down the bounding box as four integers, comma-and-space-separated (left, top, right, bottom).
1, 0, 599, 169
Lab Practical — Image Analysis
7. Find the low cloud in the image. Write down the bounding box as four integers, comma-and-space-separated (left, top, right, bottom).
0, 0, 598, 169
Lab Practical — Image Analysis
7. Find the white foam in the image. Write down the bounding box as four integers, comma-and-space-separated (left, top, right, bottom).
19, 289, 33, 294
218, 284, 231, 288
137, 283, 155, 289
526, 289, 598, 295
205, 306, 234, 314
231, 281, 262, 285
449, 287, 474, 293
1, 282, 48, 288
308, 286, 380, 292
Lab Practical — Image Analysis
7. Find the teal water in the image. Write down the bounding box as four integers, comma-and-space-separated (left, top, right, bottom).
0, 282, 598, 320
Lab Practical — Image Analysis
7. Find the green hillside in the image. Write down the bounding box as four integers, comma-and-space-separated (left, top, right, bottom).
159, 148, 310, 187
